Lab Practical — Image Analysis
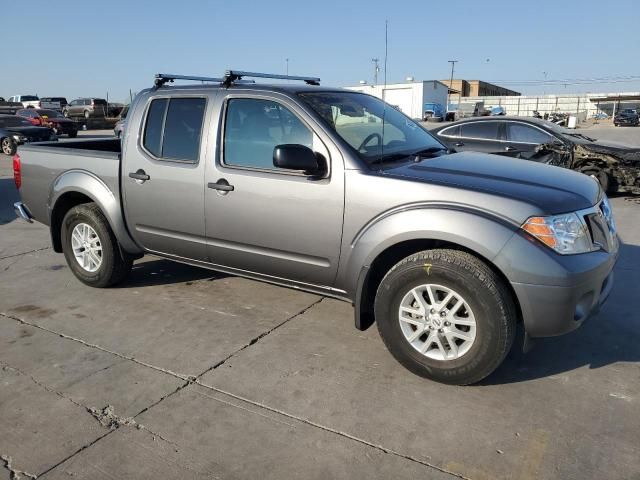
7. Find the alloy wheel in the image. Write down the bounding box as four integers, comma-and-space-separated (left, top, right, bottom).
398, 284, 477, 361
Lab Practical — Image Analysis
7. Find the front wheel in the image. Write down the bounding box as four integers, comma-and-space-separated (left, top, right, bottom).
375, 249, 516, 385
1, 137, 16, 156
61, 203, 132, 287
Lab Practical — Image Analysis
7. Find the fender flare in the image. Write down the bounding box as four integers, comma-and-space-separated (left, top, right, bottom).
49, 170, 143, 255
341, 205, 519, 330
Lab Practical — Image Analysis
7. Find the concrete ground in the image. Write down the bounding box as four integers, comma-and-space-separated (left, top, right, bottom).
1, 128, 639, 479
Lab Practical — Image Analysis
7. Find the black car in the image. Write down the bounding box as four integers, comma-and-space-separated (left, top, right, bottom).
431, 116, 640, 194
17, 108, 78, 137
0, 115, 57, 156
614, 109, 639, 127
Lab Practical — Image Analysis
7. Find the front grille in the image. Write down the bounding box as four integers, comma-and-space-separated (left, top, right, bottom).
583, 198, 617, 253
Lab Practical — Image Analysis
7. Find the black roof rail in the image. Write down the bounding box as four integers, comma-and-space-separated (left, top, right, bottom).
153, 73, 255, 89
223, 70, 321, 87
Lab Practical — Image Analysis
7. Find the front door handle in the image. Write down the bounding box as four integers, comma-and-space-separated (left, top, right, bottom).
504, 146, 517, 152
454, 142, 464, 147
208, 179, 234, 192
129, 169, 150, 181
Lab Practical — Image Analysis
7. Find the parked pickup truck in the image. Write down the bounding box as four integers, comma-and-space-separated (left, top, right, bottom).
13, 71, 619, 385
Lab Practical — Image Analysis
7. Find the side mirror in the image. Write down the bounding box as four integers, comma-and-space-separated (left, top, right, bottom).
273, 144, 321, 174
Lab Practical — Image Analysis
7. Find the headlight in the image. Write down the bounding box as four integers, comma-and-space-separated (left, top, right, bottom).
522, 213, 595, 254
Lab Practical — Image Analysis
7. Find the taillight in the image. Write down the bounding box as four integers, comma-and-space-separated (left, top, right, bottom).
13, 154, 21, 189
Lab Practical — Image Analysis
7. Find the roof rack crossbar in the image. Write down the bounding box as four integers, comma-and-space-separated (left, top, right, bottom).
153, 73, 255, 88
223, 70, 320, 87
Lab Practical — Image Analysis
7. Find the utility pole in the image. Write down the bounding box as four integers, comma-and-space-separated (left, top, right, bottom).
372, 58, 380, 85
447, 60, 458, 112
285, 58, 289, 76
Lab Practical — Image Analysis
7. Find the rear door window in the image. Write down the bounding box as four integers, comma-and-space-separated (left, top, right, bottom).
507, 123, 554, 144
460, 122, 501, 140
142, 97, 206, 162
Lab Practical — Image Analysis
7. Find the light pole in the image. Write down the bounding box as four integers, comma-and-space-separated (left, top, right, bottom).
447, 60, 458, 112
286, 58, 289, 76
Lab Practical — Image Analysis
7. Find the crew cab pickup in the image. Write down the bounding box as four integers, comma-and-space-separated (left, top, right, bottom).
13, 71, 619, 385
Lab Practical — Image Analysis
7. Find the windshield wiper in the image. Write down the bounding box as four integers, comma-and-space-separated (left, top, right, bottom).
411, 146, 449, 157
368, 146, 448, 167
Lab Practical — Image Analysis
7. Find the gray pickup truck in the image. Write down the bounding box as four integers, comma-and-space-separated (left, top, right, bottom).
12, 71, 619, 385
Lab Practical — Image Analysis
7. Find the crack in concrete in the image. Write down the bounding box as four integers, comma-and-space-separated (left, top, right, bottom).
0, 312, 192, 381
1, 454, 38, 479
0, 363, 179, 454
0, 299, 468, 479
0, 247, 50, 261
201, 297, 325, 375
193, 380, 472, 480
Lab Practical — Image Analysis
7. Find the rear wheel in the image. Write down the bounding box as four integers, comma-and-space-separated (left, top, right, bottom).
61, 203, 132, 287
1, 137, 16, 156
375, 249, 516, 385
68, 130, 78, 138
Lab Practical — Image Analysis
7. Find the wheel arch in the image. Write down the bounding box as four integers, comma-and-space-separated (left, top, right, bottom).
346, 208, 522, 331
49, 171, 142, 255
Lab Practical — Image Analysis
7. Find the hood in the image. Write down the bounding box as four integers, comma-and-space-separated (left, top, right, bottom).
382, 151, 600, 214
576, 140, 640, 162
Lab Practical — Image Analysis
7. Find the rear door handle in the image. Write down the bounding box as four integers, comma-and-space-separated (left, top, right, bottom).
504, 146, 517, 152
454, 142, 464, 147
208, 179, 234, 192
129, 169, 150, 181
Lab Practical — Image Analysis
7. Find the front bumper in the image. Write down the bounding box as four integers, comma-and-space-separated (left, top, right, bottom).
14, 202, 33, 223
496, 230, 618, 338
512, 263, 615, 337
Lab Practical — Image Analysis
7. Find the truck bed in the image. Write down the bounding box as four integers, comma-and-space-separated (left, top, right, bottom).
17, 138, 122, 225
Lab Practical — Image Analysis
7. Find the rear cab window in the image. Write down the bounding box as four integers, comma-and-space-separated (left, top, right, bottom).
142, 97, 206, 162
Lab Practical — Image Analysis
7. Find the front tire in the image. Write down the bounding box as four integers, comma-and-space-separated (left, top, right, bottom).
61, 203, 132, 287
1, 137, 16, 156
375, 249, 516, 385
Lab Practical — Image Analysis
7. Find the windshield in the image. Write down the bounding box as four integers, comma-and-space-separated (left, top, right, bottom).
0, 116, 34, 127
298, 92, 446, 164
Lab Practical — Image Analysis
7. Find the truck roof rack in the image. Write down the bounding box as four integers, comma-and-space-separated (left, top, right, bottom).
222, 70, 321, 87
153, 73, 256, 88
154, 70, 321, 89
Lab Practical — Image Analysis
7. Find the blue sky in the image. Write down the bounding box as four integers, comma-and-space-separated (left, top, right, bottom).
3, 0, 639, 102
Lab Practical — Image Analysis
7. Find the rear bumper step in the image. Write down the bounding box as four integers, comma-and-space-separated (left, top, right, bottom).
13, 202, 33, 223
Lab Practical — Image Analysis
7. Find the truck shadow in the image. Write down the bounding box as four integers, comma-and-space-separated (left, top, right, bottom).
117, 258, 230, 288
484, 240, 640, 385
0, 177, 19, 225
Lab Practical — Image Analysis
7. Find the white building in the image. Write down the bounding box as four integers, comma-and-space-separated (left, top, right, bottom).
346, 80, 450, 120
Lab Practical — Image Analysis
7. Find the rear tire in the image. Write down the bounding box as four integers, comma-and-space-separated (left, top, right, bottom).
61, 203, 132, 287
375, 249, 516, 385
68, 130, 78, 138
